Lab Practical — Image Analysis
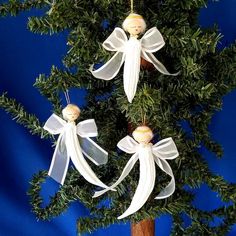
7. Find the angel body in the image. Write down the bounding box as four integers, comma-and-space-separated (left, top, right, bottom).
93, 126, 179, 219
44, 104, 109, 188
90, 14, 178, 103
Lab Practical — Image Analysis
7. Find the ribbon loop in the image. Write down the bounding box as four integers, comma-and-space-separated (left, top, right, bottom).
152, 137, 179, 159
141, 27, 165, 52
103, 27, 128, 52
43, 114, 66, 135
77, 119, 98, 138
117, 135, 139, 154
77, 119, 108, 165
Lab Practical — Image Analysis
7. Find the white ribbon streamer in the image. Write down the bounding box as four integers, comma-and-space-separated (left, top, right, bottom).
90, 27, 179, 103
44, 114, 109, 187
93, 136, 179, 219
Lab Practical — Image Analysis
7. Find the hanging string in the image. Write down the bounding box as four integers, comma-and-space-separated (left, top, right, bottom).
141, 107, 146, 125
130, 0, 134, 13
143, 113, 146, 125
64, 90, 71, 104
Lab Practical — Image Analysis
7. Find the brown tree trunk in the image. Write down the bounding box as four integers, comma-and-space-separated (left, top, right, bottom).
131, 219, 155, 236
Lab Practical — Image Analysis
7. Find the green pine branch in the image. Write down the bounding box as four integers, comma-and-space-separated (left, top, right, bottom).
0, 92, 49, 138
0, 0, 46, 17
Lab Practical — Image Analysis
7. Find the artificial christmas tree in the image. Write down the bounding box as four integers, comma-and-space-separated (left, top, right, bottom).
1, 0, 236, 235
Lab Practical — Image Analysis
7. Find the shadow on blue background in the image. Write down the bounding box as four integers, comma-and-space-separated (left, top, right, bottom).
0, 1, 236, 235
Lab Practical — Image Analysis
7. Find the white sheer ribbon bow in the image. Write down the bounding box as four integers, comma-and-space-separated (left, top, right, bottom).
44, 114, 108, 186
90, 27, 178, 102
93, 136, 179, 219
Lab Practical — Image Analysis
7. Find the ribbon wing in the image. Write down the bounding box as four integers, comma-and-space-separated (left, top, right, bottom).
77, 119, 98, 137
141, 27, 165, 52
117, 135, 139, 154
44, 114, 69, 184
103, 27, 128, 51
43, 113, 66, 135
77, 119, 108, 165
141, 27, 179, 76
152, 137, 179, 159
90, 27, 127, 80
152, 137, 179, 199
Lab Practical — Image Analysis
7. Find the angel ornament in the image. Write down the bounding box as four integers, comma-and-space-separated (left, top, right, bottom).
44, 104, 110, 188
90, 13, 179, 103
93, 126, 179, 219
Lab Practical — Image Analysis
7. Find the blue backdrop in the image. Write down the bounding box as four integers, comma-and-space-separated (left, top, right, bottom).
0, 1, 236, 235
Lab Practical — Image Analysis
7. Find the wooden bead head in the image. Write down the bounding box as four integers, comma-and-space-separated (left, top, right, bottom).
122, 13, 146, 36
132, 126, 153, 144
62, 104, 81, 122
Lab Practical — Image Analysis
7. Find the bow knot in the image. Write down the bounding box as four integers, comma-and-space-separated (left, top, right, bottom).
93, 135, 179, 219
117, 135, 179, 200
43, 114, 107, 185
90, 27, 178, 81
90, 27, 179, 103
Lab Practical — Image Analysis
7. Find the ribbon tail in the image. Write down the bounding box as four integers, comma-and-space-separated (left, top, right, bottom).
123, 67, 139, 103
79, 137, 108, 165
48, 134, 69, 185
123, 39, 141, 103
153, 157, 175, 199
66, 127, 110, 189
90, 52, 125, 80
142, 51, 179, 76
93, 153, 139, 198
118, 148, 156, 219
